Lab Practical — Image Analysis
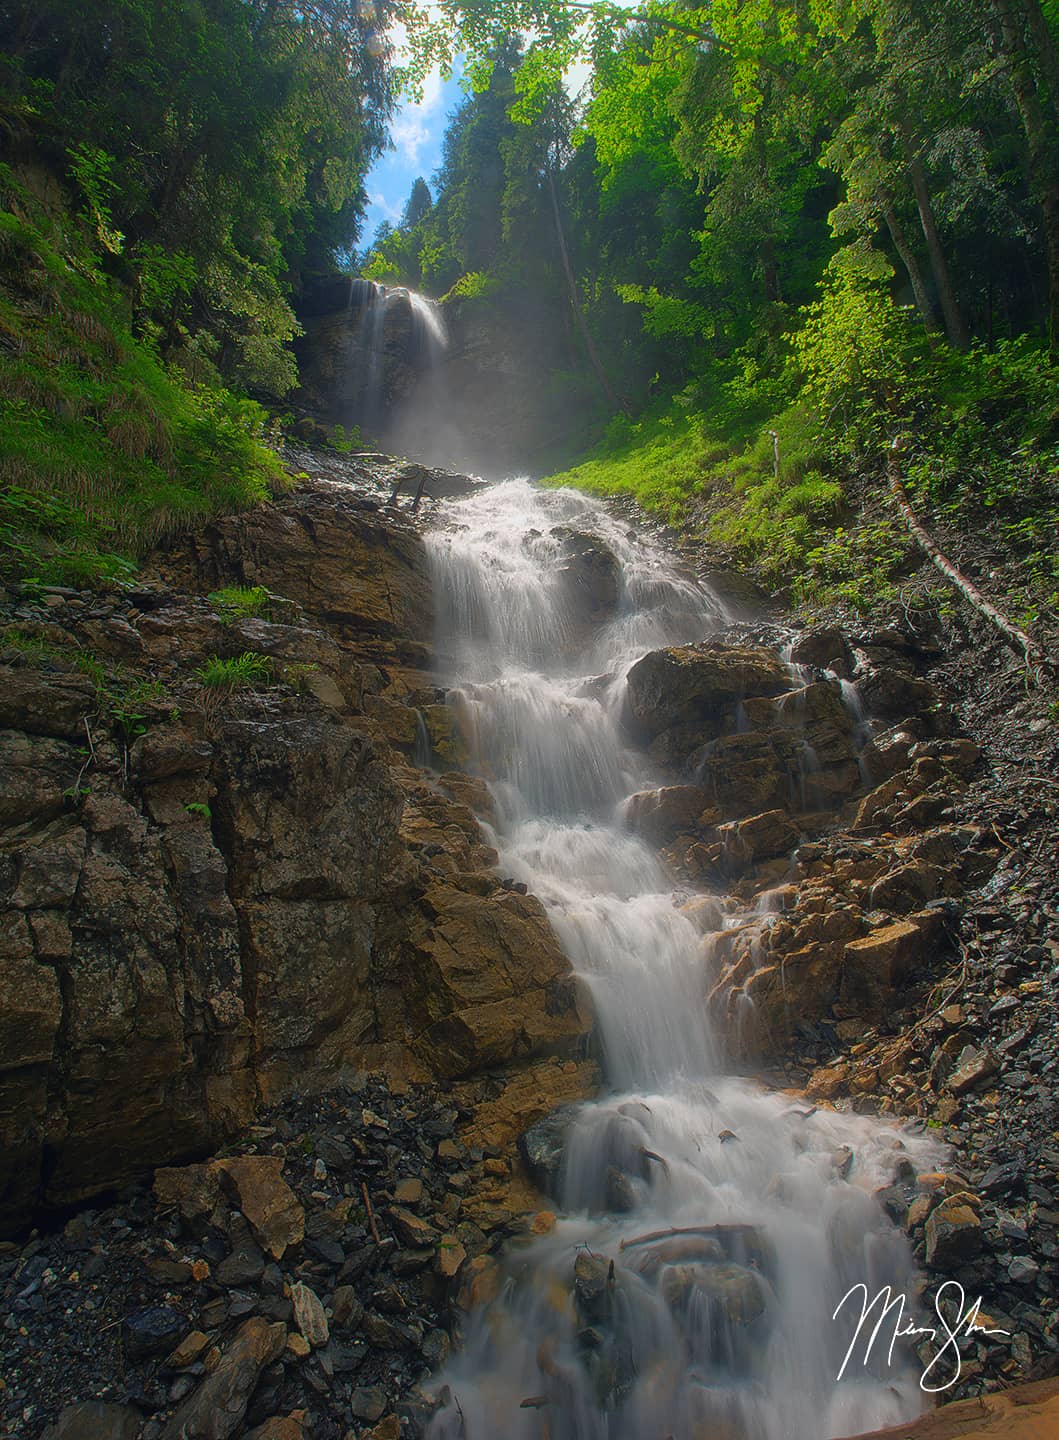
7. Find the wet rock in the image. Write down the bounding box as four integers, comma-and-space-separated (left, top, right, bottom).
660, 1262, 767, 1326
243, 1420, 304, 1440
925, 1197, 983, 1268
554, 529, 622, 620
41, 1403, 142, 1440
788, 627, 854, 672
159, 1316, 286, 1440
405, 881, 591, 1079
841, 917, 941, 1017
625, 642, 789, 741
718, 809, 799, 868
518, 1105, 579, 1195
623, 785, 716, 845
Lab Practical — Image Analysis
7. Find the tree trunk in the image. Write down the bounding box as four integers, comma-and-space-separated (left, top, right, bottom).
994, 0, 1059, 351
1023, 0, 1059, 124
906, 152, 970, 349
888, 441, 1052, 675
545, 160, 626, 414
881, 192, 940, 336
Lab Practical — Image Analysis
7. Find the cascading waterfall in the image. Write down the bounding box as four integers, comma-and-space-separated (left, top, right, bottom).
424, 479, 942, 1440
348, 279, 449, 441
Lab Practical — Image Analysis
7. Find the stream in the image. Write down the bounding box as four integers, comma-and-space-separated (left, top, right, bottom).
422, 479, 942, 1440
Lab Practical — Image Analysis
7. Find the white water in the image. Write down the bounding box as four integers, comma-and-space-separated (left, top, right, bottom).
350, 280, 448, 437
424, 480, 941, 1440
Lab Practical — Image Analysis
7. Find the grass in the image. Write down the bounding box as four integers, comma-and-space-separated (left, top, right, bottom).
195, 652, 275, 692
0, 625, 172, 740
208, 585, 273, 623
0, 167, 287, 590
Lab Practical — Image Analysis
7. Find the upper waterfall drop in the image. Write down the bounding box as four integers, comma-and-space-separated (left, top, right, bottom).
340, 277, 450, 454
422, 478, 944, 1440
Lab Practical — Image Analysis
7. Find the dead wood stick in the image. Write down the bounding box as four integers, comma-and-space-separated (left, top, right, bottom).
887, 440, 1054, 678
520, 1397, 550, 1409
361, 1180, 381, 1246
619, 1223, 756, 1252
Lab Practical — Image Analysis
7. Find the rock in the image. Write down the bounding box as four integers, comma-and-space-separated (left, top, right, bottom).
331, 1285, 364, 1329
41, 1403, 142, 1440
214, 1156, 304, 1260
123, 1304, 186, 1361
625, 642, 789, 740
858, 667, 941, 720
660, 1263, 767, 1326
290, 1281, 329, 1348
167, 1330, 212, 1368
718, 810, 799, 869
388, 1206, 438, 1248
925, 1197, 983, 1268
435, 1235, 467, 1279
1008, 1256, 1040, 1284
554, 529, 622, 620
243, 1421, 304, 1440
788, 627, 853, 672
519, 1105, 579, 1196
623, 785, 716, 845
160, 1317, 286, 1440
405, 882, 591, 1079
948, 1048, 1000, 1095
351, 1386, 388, 1423
393, 1177, 423, 1207
841, 918, 939, 1017
172, 481, 434, 644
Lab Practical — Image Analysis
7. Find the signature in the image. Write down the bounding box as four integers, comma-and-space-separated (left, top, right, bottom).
834, 1282, 1012, 1393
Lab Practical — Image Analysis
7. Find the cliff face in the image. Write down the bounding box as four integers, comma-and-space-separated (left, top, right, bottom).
0, 473, 591, 1236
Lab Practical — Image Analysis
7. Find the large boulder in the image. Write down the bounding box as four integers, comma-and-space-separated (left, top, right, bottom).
623, 785, 717, 845
625, 643, 789, 741
162, 481, 433, 648
403, 882, 591, 1078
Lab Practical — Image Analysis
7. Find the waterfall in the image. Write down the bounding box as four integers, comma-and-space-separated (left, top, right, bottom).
346, 279, 448, 445
423, 480, 944, 1440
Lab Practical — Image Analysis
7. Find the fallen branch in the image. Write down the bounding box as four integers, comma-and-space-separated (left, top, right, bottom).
619, 1223, 759, 1252
888, 440, 1054, 680
361, 1180, 381, 1246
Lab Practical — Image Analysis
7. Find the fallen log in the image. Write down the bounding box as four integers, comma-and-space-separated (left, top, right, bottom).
887, 439, 1054, 680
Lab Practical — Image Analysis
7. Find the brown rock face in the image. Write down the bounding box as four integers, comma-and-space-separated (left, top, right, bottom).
842, 916, 943, 1017
623, 785, 717, 845
0, 481, 592, 1235
163, 481, 433, 648
625, 642, 790, 741
404, 881, 591, 1078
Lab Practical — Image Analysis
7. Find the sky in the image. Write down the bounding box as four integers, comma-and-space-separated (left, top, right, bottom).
359, 21, 602, 259
361, 62, 466, 248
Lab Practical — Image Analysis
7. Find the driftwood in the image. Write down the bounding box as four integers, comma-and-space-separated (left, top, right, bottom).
361, 1180, 381, 1246
888, 439, 1054, 679
619, 1223, 759, 1252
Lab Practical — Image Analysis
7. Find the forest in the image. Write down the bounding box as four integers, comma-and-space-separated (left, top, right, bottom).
0, 0, 1057, 621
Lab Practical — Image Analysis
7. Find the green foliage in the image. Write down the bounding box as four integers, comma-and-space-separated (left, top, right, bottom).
2, 0, 396, 396
183, 802, 213, 820
208, 586, 273, 623
330, 423, 363, 452
196, 652, 275, 691
0, 190, 284, 588
543, 404, 716, 523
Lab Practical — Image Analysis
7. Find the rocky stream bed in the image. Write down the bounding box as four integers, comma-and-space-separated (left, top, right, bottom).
2, 450, 1058, 1440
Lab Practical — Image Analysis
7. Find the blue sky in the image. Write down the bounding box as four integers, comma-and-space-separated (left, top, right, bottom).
362, 64, 465, 249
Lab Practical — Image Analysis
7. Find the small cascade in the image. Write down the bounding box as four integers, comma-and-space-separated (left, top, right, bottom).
422, 479, 942, 1440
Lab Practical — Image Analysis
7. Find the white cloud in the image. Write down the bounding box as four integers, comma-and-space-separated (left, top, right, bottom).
369, 190, 404, 224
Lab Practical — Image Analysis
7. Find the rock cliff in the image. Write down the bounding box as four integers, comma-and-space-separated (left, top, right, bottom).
0, 473, 590, 1236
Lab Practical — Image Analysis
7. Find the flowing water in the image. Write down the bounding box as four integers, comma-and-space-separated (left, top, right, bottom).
348, 280, 449, 441
424, 479, 941, 1440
